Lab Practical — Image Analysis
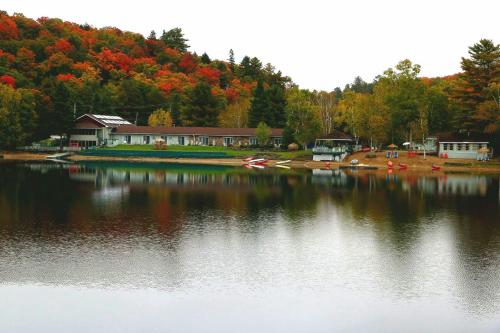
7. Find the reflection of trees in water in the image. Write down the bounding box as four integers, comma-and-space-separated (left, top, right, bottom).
1, 162, 500, 313
332, 172, 500, 315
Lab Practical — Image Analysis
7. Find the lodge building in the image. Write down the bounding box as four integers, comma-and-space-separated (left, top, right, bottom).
70, 114, 284, 149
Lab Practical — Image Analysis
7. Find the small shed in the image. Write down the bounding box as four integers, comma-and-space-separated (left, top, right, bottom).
437, 132, 492, 160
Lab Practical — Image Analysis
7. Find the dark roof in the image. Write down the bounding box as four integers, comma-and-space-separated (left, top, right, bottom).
319, 130, 354, 141
76, 114, 132, 127
114, 125, 284, 137
436, 131, 490, 143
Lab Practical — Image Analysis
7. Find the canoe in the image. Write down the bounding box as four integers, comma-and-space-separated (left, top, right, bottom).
253, 159, 269, 165
275, 160, 292, 165
432, 165, 441, 171
275, 165, 291, 170
249, 164, 265, 169
248, 158, 266, 164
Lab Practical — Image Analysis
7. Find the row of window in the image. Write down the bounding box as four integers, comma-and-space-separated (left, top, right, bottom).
123, 136, 282, 146
442, 143, 485, 151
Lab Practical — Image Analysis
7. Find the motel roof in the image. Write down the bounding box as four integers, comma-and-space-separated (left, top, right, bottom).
114, 125, 284, 137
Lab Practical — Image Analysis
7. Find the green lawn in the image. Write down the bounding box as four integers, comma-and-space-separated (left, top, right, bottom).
101, 144, 312, 160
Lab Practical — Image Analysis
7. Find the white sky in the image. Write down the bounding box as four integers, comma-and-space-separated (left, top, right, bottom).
2, 0, 499, 90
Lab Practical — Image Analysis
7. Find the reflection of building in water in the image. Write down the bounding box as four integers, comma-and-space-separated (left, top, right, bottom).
311, 169, 348, 187
437, 175, 489, 196
415, 175, 489, 196
66, 164, 294, 191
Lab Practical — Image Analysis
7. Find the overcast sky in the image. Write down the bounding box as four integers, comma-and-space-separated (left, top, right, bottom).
2, 0, 499, 90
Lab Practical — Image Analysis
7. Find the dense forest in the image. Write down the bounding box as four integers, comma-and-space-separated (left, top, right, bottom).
0, 11, 498, 149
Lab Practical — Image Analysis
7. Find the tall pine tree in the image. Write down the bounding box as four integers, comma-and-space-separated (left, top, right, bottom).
183, 82, 223, 126
248, 80, 272, 127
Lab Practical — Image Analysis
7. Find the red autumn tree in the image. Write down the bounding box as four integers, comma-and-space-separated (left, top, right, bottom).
0, 15, 19, 39
178, 53, 197, 73
0, 75, 16, 87
196, 66, 220, 85
56, 73, 76, 82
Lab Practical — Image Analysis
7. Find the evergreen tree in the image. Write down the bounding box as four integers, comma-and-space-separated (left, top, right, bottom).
454, 39, 500, 133
148, 30, 157, 40
248, 80, 272, 127
161, 28, 189, 52
228, 49, 235, 72
266, 84, 287, 128
238, 56, 262, 81
169, 93, 182, 126
183, 82, 223, 126
334, 87, 343, 99
51, 81, 74, 149
348, 76, 373, 93
201, 52, 211, 64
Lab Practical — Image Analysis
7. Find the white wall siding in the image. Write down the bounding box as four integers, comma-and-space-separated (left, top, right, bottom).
439, 142, 489, 159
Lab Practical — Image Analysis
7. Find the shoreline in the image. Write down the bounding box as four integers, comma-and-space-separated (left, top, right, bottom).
2, 151, 500, 174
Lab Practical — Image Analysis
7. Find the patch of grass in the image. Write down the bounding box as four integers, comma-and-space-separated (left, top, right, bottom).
100, 145, 312, 159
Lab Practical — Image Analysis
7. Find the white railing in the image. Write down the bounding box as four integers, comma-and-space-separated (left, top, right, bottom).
312, 146, 348, 154
18, 146, 81, 152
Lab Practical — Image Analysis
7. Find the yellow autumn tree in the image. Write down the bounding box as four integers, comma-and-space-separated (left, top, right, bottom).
218, 96, 250, 128
148, 108, 173, 127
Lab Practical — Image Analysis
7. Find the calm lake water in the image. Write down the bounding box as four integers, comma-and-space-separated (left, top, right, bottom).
0, 161, 499, 332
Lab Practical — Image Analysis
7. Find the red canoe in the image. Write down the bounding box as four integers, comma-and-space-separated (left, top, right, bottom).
432, 165, 441, 171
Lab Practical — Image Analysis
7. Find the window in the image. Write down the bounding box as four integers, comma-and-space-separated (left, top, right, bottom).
224, 137, 233, 146
274, 138, 282, 146
125, 135, 131, 144
200, 136, 209, 145
465, 144, 470, 151
443, 143, 448, 151
250, 137, 258, 145
179, 136, 185, 145
143, 136, 150, 144
457, 143, 462, 151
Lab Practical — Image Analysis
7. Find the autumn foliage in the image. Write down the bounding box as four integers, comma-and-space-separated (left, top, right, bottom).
0, 75, 16, 87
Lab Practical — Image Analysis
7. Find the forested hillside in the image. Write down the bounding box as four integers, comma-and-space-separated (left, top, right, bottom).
0, 11, 498, 149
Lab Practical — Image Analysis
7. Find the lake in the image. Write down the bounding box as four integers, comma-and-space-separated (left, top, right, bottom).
0, 161, 499, 332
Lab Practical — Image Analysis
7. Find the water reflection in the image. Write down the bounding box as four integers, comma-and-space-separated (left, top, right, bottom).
0, 161, 499, 331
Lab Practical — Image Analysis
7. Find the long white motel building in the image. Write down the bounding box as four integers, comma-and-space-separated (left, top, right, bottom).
70, 114, 284, 149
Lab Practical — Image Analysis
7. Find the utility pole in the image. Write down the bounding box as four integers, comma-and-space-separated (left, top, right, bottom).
73, 102, 76, 119
135, 112, 138, 125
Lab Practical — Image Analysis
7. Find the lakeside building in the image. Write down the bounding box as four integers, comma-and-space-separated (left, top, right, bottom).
436, 132, 492, 160
70, 114, 284, 148
312, 130, 356, 161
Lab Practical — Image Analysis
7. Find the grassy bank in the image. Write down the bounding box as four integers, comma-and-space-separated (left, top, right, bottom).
99, 145, 313, 160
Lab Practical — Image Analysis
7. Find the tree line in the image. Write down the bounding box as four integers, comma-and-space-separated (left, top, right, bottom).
0, 11, 498, 150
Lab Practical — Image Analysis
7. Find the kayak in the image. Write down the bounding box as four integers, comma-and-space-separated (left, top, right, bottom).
248, 158, 267, 164
275, 160, 292, 165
